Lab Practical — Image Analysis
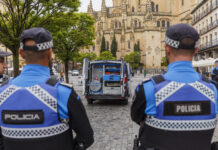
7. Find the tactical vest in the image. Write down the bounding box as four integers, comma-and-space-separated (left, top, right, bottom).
144, 75, 217, 131
0, 78, 69, 139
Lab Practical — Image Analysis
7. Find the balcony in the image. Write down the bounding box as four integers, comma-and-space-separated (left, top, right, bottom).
199, 19, 218, 35
193, 1, 218, 24
199, 38, 218, 51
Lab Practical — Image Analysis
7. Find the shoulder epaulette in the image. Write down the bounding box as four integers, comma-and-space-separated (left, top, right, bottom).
142, 78, 151, 85
60, 82, 72, 88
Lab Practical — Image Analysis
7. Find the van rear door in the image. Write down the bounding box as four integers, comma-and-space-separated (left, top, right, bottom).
82, 58, 90, 95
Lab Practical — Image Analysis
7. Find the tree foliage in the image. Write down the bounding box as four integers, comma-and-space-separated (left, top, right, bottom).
134, 43, 140, 52
111, 35, 117, 57
100, 36, 106, 53
53, 13, 95, 83
77, 52, 97, 63
0, 0, 80, 76
124, 52, 141, 69
161, 56, 168, 67
97, 51, 115, 60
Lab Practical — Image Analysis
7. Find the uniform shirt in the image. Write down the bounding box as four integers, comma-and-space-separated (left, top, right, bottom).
131, 61, 218, 124
211, 67, 218, 75
3, 64, 94, 148
0, 74, 9, 86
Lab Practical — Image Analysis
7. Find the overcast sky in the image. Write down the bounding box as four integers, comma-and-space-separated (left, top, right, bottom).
79, 0, 113, 12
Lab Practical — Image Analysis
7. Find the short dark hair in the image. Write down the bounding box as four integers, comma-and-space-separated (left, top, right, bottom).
22, 39, 50, 63
215, 60, 218, 64
0, 57, 5, 63
169, 38, 196, 56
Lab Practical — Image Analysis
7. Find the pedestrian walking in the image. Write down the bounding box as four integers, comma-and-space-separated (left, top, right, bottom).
143, 69, 146, 78
211, 60, 218, 82
131, 24, 218, 150
0, 27, 94, 150
0, 50, 12, 85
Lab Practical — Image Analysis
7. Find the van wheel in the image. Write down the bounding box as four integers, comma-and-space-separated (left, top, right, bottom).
123, 98, 128, 105
87, 99, 93, 104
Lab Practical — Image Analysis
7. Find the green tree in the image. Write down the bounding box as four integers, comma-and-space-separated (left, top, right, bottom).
161, 56, 168, 67
77, 52, 97, 63
134, 43, 140, 52
124, 52, 141, 69
111, 35, 117, 57
53, 13, 95, 83
100, 36, 106, 53
97, 51, 115, 60
0, 0, 80, 76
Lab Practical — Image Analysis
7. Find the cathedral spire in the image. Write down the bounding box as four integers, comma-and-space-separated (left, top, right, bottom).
101, 0, 107, 16
87, 0, 93, 14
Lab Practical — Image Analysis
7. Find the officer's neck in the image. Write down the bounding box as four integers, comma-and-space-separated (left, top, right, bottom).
25, 61, 49, 67
169, 56, 193, 64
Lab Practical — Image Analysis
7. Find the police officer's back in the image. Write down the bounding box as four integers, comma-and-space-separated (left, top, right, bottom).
131, 24, 218, 150
0, 28, 94, 150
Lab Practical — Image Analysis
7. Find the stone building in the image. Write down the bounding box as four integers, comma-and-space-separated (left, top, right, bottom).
192, 0, 218, 61
81, 0, 202, 68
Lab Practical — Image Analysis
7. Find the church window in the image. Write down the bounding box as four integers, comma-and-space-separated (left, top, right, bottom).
135, 20, 137, 27
182, 0, 184, 6
137, 40, 140, 50
139, 22, 141, 27
167, 21, 170, 28
162, 20, 165, 27
132, 6, 135, 12
92, 45, 95, 51
128, 41, 131, 49
115, 21, 118, 28
157, 21, 160, 27
138, 0, 140, 5
119, 22, 121, 28
151, 2, 155, 12
156, 5, 159, 12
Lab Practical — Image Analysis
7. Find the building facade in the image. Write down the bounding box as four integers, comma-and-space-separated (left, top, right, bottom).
82, 0, 202, 68
192, 0, 218, 61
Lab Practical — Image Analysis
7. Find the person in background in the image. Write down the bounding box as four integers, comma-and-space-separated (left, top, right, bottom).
0, 50, 12, 85
211, 60, 218, 82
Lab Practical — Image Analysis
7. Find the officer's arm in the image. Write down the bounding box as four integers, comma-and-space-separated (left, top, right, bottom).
131, 84, 146, 125
67, 88, 94, 149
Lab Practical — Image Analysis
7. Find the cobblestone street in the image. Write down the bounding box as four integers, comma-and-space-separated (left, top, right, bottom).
69, 74, 218, 150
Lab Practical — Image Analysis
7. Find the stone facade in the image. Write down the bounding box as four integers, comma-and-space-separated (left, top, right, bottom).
81, 0, 202, 68
192, 0, 218, 61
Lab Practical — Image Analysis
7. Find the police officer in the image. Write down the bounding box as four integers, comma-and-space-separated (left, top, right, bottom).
0, 50, 12, 85
0, 28, 94, 150
131, 24, 218, 150
211, 60, 218, 82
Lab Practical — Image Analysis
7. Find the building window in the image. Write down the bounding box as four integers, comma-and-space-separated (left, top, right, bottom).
139, 22, 141, 27
156, 5, 159, 12
115, 21, 118, 28
151, 2, 155, 12
137, 40, 140, 50
167, 21, 170, 27
210, 17, 213, 24
119, 22, 121, 28
157, 21, 160, 27
132, 6, 135, 12
138, 0, 140, 5
162, 20, 165, 27
92, 45, 95, 51
128, 41, 131, 49
182, 0, 184, 6
135, 20, 137, 27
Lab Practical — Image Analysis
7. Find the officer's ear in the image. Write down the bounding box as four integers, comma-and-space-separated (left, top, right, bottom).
47, 48, 52, 60
165, 44, 171, 55
194, 47, 199, 56
19, 49, 25, 59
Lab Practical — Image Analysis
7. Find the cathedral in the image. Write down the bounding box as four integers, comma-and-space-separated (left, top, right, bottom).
83, 0, 202, 68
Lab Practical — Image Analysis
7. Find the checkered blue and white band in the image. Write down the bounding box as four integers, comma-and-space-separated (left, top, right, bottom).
145, 117, 217, 131
20, 40, 53, 51
1, 123, 69, 139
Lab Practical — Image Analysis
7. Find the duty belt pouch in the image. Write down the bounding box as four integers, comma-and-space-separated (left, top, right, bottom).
211, 142, 218, 150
